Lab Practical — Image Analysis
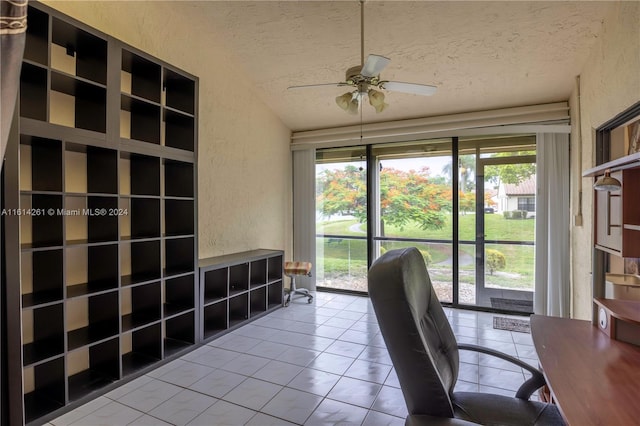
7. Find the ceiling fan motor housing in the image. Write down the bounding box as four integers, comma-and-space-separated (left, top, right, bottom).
346, 65, 380, 94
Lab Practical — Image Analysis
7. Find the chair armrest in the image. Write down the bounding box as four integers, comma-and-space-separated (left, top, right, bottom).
457, 343, 546, 399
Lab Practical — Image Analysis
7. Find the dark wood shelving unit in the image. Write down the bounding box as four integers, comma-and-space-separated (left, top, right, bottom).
4, 3, 199, 424
199, 250, 283, 341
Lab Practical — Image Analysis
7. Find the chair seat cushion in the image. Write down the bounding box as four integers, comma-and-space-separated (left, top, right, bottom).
452, 392, 565, 426
284, 261, 312, 275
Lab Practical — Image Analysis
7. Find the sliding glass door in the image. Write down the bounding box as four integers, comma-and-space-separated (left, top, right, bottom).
470, 146, 536, 312
372, 140, 454, 302
315, 135, 537, 314
315, 147, 368, 291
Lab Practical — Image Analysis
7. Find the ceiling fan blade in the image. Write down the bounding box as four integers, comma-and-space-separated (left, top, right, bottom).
360, 54, 390, 77
287, 82, 349, 90
381, 81, 437, 96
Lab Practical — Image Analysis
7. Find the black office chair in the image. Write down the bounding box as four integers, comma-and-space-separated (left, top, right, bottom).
368, 247, 565, 426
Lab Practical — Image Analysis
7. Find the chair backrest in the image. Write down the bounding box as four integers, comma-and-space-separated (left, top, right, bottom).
369, 247, 459, 418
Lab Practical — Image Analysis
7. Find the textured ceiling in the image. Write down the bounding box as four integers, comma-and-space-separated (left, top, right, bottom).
191, 1, 614, 132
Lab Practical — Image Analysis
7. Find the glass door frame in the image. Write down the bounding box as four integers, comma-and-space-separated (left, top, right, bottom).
315, 136, 538, 314
475, 154, 536, 311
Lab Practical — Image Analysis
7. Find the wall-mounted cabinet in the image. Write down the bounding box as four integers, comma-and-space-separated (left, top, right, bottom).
5, 3, 198, 424
585, 156, 640, 258
199, 250, 283, 341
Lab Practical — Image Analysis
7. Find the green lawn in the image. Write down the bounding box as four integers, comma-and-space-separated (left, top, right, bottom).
318, 213, 534, 242
316, 213, 534, 291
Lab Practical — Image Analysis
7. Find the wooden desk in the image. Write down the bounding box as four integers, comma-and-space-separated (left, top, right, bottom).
531, 315, 640, 426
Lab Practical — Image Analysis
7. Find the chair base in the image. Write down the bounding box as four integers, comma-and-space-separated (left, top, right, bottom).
284, 287, 313, 306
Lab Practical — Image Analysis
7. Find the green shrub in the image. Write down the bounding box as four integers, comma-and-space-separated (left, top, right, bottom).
486, 249, 506, 275
503, 210, 527, 220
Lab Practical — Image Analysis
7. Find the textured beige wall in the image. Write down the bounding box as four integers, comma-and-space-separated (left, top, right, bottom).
569, 1, 640, 319
42, 1, 293, 259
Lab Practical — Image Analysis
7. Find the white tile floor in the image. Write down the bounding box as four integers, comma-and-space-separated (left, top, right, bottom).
49, 292, 538, 426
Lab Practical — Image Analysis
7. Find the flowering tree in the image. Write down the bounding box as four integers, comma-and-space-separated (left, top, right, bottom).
316, 165, 451, 230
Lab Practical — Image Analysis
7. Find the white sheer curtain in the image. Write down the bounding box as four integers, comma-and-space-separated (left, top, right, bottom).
535, 133, 570, 317
292, 149, 316, 291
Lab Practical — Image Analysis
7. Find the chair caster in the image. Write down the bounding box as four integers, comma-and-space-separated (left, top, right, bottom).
307, 296, 313, 304
284, 293, 291, 307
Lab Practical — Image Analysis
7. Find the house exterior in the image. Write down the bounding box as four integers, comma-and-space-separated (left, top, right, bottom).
497, 176, 536, 218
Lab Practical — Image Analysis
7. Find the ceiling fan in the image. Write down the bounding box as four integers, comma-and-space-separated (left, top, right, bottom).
287, 0, 437, 114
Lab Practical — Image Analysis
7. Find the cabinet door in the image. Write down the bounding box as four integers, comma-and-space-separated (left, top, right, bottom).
595, 175, 622, 254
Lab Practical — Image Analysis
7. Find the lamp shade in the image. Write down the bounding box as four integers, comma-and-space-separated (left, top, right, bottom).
594, 170, 621, 191
368, 89, 388, 113
335, 92, 353, 111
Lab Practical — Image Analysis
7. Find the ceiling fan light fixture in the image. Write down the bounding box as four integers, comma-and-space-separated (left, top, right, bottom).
368, 89, 388, 113
335, 92, 354, 111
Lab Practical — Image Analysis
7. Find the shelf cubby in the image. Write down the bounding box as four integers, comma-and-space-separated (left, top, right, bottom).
164, 311, 194, 356
20, 136, 63, 192
164, 68, 195, 115
64, 144, 118, 195
67, 338, 119, 401
229, 294, 249, 328
250, 287, 267, 316
122, 323, 162, 376
89, 196, 119, 242
88, 146, 118, 194
121, 240, 162, 286
66, 244, 119, 298
203, 301, 227, 339
64, 195, 118, 244
250, 259, 267, 288
121, 95, 160, 144
203, 268, 228, 305
164, 199, 194, 236
130, 198, 161, 239
165, 237, 194, 277
268, 256, 283, 282
268, 280, 284, 309
164, 160, 194, 198
22, 303, 65, 366
51, 16, 107, 84
24, 6, 49, 66
21, 249, 64, 308
121, 50, 161, 103
131, 154, 161, 196
121, 281, 161, 332
28, 194, 64, 248
50, 71, 106, 133
23, 357, 65, 424
20, 63, 48, 121
229, 263, 249, 295
67, 291, 119, 350
165, 274, 194, 317
163, 109, 194, 152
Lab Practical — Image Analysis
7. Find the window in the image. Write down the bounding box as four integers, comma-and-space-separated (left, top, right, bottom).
518, 197, 535, 212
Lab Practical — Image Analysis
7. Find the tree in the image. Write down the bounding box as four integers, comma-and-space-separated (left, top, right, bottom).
316, 165, 451, 231
316, 165, 367, 219
484, 152, 536, 185
442, 155, 476, 192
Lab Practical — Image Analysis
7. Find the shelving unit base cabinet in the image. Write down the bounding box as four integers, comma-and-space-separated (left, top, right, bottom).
199, 250, 284, 341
